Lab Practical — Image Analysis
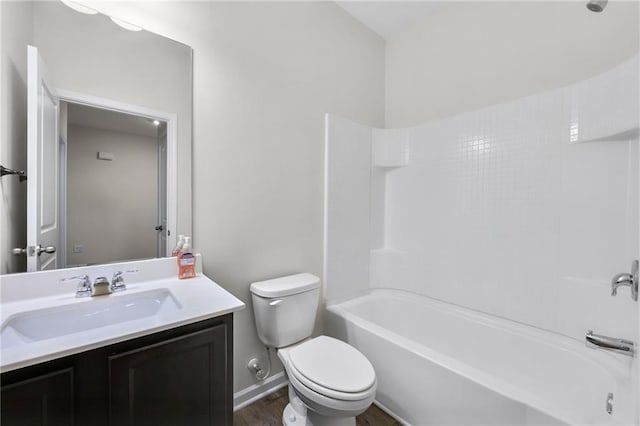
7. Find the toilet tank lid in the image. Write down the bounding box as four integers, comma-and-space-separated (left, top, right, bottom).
250, 273, 320, 298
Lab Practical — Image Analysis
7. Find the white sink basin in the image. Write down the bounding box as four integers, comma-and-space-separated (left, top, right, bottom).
0, 256, 245, 372
1, 289, 181, 350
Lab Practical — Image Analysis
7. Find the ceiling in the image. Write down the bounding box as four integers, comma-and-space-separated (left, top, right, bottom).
67, 103, 163, 138
335, 1, 442, 40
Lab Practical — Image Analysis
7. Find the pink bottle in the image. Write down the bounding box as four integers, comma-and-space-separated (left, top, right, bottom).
178, 236, 196, 279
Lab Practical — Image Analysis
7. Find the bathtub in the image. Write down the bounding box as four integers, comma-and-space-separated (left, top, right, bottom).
325, 289, 636, 426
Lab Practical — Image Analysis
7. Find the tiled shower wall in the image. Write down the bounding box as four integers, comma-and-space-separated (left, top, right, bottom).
325, 55, 639, 341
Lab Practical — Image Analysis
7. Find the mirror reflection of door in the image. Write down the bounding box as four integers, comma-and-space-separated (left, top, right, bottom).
26, 45, 60, 272
62, 102, 167, 267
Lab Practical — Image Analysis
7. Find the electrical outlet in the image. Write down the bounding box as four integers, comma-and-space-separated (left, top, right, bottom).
73, 244, 83, 253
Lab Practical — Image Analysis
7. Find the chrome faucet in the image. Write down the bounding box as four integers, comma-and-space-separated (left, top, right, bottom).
61, 274, 114, 297
61, 270, 139, 297
585, 330, 635, 357
61, 274, 92, 297
611, 260, 638, 301
92, 277, 111, 296
111, 269, 138, 293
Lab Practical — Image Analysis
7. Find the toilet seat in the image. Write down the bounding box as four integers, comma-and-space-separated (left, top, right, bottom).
288, 361, 375, 402
279, 336, 377, 405
288, 336, 376, 400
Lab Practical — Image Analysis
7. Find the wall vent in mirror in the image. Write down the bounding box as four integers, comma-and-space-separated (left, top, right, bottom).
96, 152, 114, 161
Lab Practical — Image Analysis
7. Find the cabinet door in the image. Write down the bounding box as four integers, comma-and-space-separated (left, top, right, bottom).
109, 324, 229, 426
1, 367, 74, 426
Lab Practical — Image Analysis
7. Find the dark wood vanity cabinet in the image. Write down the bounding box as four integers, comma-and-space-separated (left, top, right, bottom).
1, 367, 75, 425
109, 324, 229, 426
1, 314, 233, 426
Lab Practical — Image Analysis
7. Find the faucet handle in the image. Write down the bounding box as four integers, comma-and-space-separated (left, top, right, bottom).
611, 260, 638, 301
111, 269, 139, 292
61, 274, 92, 298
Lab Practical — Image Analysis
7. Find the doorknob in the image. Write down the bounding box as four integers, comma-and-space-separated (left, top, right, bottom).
155, 225, 164, 231
37, 245, 56, 256
12, 245, 56, 256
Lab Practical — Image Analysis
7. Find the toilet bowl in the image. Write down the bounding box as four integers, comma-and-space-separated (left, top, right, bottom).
250, 274, 377, 426
279, 336, 377, 419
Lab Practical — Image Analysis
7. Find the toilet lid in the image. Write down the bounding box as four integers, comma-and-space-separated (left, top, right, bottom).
288, 336, 375, 394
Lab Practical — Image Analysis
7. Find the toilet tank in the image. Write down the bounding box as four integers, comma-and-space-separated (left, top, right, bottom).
250, 273, 320, 348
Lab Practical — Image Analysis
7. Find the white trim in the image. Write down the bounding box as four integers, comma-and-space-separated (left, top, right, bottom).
233, 371, 287, 412
372, 400, 410, 426
58, 134, 67, 268
56, 89, 178, 255
323, 114, 330, 293
26, 46, 38, 271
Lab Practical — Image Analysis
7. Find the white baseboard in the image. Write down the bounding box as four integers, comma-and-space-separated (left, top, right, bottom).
233, 371, 288, 412
373, 399, 410, 426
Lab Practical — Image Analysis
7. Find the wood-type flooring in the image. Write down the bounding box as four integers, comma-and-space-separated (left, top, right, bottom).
234, 387, 402, 426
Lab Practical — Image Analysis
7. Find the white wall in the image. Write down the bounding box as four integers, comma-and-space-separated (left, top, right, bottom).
83, 1, 385, 393
386, 1, 639, 127
0, 1, 32, 274
66, 125, 158, 266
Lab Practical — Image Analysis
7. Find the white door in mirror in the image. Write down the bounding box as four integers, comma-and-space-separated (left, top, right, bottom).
26, 45, 60, 272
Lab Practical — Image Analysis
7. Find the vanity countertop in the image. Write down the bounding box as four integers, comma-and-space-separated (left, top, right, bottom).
0, 256, 244, 372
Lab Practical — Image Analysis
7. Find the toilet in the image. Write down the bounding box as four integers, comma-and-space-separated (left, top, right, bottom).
250, 273, 377, 426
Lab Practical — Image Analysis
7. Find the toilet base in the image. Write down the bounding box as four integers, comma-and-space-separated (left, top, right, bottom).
282, 404, 356, 426
282, 385, 356, 426
283, 403, 307, 426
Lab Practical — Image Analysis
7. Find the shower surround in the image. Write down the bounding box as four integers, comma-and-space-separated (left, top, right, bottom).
324, 56, 639, 424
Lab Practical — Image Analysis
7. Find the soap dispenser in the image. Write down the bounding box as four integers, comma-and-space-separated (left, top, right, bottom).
172, 234, 185, 257
178, 236, 196, 279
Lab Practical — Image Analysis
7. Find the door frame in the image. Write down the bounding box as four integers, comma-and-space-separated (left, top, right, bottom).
56, 89, 178, 258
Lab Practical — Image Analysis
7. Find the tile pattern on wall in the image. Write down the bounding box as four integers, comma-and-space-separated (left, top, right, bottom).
325, 55, 639, 342
374, 55, 639, 341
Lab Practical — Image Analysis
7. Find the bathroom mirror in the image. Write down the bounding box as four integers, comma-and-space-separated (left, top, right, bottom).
2, 1, 192, 272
